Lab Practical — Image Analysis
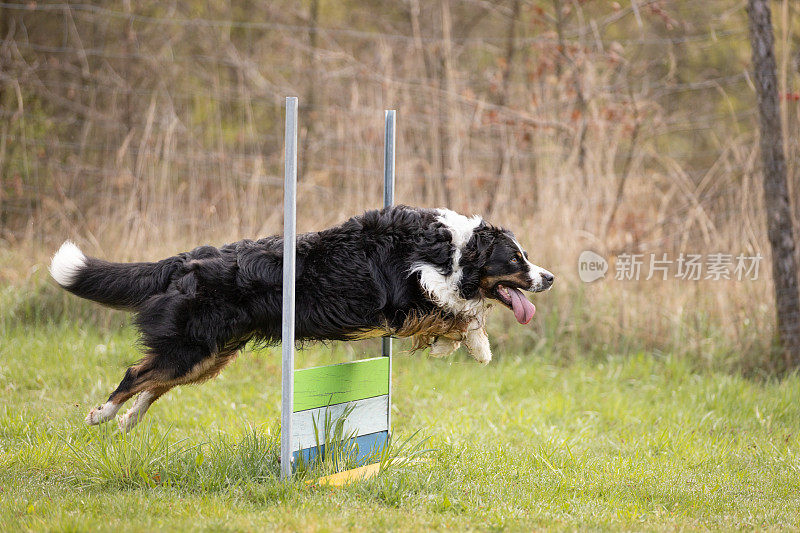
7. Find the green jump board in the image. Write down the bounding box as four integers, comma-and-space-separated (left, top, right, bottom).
294, 357, 390, 412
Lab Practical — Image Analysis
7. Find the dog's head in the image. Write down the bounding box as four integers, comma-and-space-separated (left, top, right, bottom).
460, 225, 553, 324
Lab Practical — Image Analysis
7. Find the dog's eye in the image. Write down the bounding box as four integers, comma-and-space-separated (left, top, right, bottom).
510, 257, 518, 264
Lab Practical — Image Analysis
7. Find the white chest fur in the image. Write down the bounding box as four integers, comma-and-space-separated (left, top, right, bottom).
411, 209, 484, 317
410, 210, 493, 363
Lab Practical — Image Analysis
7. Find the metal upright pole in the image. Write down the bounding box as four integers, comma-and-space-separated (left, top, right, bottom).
382, 110, 395, 431
281, 96, 298, 480
381, 110, 395, 360
383, 110, 396, 213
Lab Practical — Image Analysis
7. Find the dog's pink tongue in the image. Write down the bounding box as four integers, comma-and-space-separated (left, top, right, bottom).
508, 287, 536, 324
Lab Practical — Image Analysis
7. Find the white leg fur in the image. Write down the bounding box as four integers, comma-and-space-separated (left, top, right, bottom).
118, 391, 155, 432
463, 324, 492, 365
85, 401, 122, 425
429, 337, 461, 358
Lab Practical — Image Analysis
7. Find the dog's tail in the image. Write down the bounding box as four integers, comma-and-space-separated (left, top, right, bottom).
49, 241, 182, 310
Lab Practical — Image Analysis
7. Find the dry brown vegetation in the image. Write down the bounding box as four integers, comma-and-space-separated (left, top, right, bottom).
2, 1, 800, 370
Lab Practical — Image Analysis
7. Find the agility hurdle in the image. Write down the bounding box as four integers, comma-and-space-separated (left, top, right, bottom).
280, 97, 396, 479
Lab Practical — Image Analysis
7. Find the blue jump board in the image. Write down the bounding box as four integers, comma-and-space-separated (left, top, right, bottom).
293, 430, 389, 468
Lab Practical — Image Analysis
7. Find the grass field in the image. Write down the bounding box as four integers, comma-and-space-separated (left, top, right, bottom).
2, 318, 800, 531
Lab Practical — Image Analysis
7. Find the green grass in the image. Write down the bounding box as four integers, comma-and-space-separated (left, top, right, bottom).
2, 321, 800, 531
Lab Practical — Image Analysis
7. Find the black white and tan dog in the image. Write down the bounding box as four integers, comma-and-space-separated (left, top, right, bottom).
50, 205, 553, 431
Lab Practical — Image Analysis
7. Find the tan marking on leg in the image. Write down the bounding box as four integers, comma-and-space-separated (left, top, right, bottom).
395, 311, 470, 351
97, 350, 240, 432
347, 326, 393, 340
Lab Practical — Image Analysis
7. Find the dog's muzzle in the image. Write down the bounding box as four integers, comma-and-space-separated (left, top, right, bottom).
528, 266, 555, 292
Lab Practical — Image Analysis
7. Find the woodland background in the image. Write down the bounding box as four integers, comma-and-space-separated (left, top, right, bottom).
2, 0, 800, 371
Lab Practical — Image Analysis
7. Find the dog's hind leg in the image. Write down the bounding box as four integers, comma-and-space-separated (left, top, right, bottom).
85, 362, 154, 426
86, 345, 207, 427
116, 351, 238, 432
85, 355, 165, 426
117, 387, 167, 432
86, 346, 239, 431
85, 401, 123, 425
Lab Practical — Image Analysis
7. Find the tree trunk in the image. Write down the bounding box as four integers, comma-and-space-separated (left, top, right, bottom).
301, 0, 320, 173
438, 0, 456, 208
0, 6, 7, 236
748, 0, 800, 368
488, 0, 521, 217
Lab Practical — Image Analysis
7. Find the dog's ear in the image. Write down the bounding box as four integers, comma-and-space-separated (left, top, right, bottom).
459, 226, 495, 300
473, 229, 495, 255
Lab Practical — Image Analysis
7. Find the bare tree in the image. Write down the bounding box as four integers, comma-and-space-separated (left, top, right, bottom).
438, 0, 456, 207
301, 0, 320, 170
748, 0, 800, 368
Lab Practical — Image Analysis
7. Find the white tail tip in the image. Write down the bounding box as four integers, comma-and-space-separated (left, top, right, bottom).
50, 241, 86, 287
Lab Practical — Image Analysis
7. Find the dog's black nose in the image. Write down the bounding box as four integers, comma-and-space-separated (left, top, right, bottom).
542, 272, 554, 287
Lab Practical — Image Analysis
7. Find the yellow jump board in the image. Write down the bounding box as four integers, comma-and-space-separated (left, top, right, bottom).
308, 457, 428, 487
311, 462, 381, 486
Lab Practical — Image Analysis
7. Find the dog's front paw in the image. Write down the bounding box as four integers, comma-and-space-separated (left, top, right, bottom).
463, 327, 492, 365
429, 337, 460, 358
469, 347, 492, 365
